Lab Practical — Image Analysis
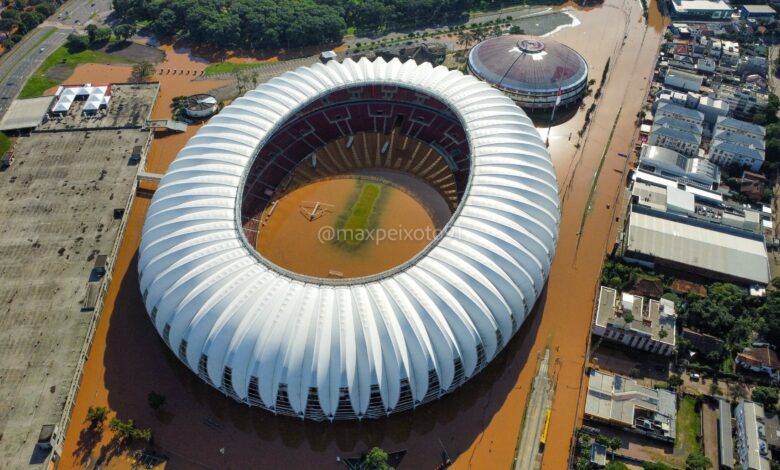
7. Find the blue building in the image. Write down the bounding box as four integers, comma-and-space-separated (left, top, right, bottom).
740, 5, 776, 19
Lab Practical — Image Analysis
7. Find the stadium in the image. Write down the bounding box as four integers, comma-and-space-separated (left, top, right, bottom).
467, 35, 589, 111
138, 58, 560, 421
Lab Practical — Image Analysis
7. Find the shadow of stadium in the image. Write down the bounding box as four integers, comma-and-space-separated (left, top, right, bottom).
101, 251, 549, 468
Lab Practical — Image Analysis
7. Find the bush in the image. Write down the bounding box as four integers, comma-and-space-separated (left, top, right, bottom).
752, 386, 779, 409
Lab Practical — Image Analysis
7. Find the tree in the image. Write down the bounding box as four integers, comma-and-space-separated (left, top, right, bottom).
509, 26, 524, 34
365, 447, 392, 470
66, 33, 90, 52
608, 437, 622, 452
113, 23, 136, 42
109, 417, 153, 442
85, 406, 109, 427
456, 31, 475, 49
86, 23, 98, 43
131, 61, 154, 82
606, 462, 629, 470
685, 452, 712, 470
709, 381, 721, 397
147, 391, 166, 410
668, 374, 683, 389
752, 386, 779, 409
92, 27, 112, 44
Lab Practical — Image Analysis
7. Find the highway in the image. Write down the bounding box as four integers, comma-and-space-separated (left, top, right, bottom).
0, 0, 113, 119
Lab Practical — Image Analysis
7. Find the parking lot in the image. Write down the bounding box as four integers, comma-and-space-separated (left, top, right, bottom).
0, 128, 150, 467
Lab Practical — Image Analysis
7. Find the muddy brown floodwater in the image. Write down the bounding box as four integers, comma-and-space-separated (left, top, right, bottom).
56, 1, 665, 468
256, 177, 437, 279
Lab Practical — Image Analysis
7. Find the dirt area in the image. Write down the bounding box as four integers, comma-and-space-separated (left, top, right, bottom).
98, 42, 165, 64
598, 427, 680, 467
701, 401, 719, 469
256, 176, 437, 279
55, 0, 667, 468
590, 343, 670, 387
0, 129, 150, 468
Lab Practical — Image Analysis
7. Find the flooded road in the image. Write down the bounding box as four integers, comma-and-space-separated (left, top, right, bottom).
56, 1, 665, 467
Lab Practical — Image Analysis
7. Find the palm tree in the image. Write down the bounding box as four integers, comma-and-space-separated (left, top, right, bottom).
457, 31, 475, 50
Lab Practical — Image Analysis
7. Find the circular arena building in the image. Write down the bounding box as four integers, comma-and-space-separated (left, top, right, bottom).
138, 57, 560, 421
468, 35, 588, 110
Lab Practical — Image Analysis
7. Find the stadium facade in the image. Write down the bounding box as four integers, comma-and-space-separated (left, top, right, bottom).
468, 35, 589, 110
138, 58, 560, 421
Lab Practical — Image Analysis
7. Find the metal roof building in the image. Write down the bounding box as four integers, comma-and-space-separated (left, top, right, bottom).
138, 58, 560, 421
719, 398, 735, 469
625, 205, 770, 285
585, 370, 677, 442
467, 35, 588, 110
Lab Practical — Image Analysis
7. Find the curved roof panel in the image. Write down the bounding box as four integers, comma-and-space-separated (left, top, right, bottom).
138, 57, 560, 421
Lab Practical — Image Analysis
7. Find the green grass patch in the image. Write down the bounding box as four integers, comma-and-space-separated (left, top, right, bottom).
0, 132, 12, 156
333, 182, 384, 248
675, 396, 702, 456
203, 62, 269, 76
19, 46, 133, 98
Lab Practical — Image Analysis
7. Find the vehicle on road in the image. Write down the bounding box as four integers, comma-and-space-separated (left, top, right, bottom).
39, 47, 45, 52
691, 373, 701, 381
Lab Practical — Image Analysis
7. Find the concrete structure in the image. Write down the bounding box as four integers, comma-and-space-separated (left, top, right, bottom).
593, 286, 676, 356
138, 58, 560, 421
735, 401, 772, 470
584, 370, 677, 442
719, 398, 736, 470
670, 0, 733, 20
738, 56, 769, 78
648, 115, 703, 156
183, 93, 218, 119
624, 185, 770, 285
639, 144, 720, 189
467, 35, 588, 110
736, 347, 780, 380
0, 96, 55, 131
708, 116, 766, 172
740, 5, 776, 19
665, 68, 704, 92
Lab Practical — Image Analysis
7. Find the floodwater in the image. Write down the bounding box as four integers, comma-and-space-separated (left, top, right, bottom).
256, 177, 437, 279
56, 0, 665, 468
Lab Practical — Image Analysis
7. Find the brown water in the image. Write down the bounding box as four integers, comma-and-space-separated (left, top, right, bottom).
256, 177, 437, 279
56, 1, 666, 467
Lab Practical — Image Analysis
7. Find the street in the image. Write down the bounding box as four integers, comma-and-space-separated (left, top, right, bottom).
0, 0, 113, 119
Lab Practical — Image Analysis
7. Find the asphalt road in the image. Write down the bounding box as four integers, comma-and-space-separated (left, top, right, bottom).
0, 0, 114, 119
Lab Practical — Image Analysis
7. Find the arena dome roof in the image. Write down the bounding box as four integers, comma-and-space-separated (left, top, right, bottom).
468, 35, 588, 95
138, 57, 560, 421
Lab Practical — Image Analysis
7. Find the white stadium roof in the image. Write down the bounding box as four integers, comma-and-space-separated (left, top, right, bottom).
138, 57, 560, 421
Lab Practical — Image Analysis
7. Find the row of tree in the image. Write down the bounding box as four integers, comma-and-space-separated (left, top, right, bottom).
0, 1, 57, 50
112, 0, 510, 50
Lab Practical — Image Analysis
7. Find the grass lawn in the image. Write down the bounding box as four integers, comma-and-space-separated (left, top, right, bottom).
0, 132, 12, 156
675, 396, 702, 456
203, 62, 270, 76
19, 46, 134, 98
341, 183, 382, 246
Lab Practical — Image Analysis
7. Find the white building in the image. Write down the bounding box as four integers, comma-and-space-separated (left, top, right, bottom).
137, 57, 561, 421
708, 116, 766, 171
669, 0, 733, 21
585, 370, 677, 442
655, 101, 705, 126
639, 144, 720, 189
593, 286, 676, 356
735, 401, 772, 470
649, 116, 703, 156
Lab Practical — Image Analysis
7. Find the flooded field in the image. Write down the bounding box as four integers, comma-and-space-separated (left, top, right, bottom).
56, 0, 666, 468
256, 177, 438, 279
